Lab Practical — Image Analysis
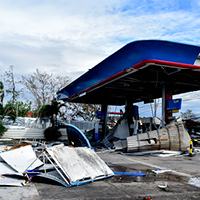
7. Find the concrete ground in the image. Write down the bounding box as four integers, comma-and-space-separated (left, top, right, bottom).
1, 149, 200, 200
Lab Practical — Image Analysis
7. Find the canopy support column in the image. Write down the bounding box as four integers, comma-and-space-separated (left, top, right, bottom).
162, 84, 165, 128
101, 101, 108, 139
162, 83, 172, 127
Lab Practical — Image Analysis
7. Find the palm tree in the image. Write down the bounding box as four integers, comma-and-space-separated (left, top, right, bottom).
39, 100, 66, 127
0, 82, 16, 133
0, 81, 4, 105
39, 100, 66, 141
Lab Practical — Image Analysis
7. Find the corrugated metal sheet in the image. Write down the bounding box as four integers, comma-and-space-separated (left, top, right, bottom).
1, 127, 46, 139
70, 121, 96, 131
0, 118, 95, 140
46, 144, 114, 184
127, 121, 191, 152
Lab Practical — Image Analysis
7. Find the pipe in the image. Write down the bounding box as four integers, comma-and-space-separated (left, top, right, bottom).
114, 171, 145, 176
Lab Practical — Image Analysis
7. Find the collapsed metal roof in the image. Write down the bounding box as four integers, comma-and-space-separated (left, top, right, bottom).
57, 40, 200, 105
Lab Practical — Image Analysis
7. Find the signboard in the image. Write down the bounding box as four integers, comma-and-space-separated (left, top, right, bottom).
167, 99, 182, 111
172, 109, 179, 113
96, 111, 104, 119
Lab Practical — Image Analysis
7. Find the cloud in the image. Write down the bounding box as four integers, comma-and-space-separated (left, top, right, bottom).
1, 0, 200, 114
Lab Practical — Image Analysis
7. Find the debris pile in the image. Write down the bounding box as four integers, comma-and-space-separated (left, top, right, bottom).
0, 141, 114, 187
104, 118, 191, 153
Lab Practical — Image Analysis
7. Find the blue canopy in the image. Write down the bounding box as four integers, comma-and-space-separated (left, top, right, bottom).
57, 40, 200, 105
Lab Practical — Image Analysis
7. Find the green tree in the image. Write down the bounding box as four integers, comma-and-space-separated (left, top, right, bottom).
39, 100, 66, 127
0, 100, 32, 125
13, 101, 32, 117
0, 102, 16, 134
0, 102, 7, 133
39, 100, 67, 141
1, 103, 17, 123
0, 103, 3, 115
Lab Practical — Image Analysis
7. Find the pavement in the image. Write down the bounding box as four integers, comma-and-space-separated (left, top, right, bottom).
1, 149, 200, 200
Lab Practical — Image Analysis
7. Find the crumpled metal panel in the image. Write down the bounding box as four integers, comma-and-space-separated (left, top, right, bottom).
46, 144, 114, 184
31, 170, 69, 187
1, 144, 43, 172
0, 161, 27, 187
0, 162, 19, 174
0, 175, 26, 186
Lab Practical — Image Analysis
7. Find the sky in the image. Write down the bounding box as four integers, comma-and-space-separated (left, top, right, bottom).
1, 0, 200, 118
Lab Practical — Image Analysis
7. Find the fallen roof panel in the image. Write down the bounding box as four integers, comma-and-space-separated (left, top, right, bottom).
0, 175, 26, 187
46, 144, 114, 184
1, 144, 43, 173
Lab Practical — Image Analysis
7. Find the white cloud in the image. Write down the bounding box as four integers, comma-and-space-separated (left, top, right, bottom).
1, 0, 200, 113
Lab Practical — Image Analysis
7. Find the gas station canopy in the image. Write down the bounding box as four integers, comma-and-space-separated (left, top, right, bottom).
57, 40, 200, 105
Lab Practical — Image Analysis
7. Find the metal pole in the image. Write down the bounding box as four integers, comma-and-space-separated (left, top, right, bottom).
162, 84, 165, 128
101, 101, 108, 138
190, 140, 193, 157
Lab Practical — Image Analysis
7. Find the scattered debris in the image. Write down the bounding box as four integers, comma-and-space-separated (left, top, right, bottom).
152, 169, 172, 174
127, 121, 190, 152
43, 144, 114, 186
123, 150, 164, 156
0, 141, 114, 187
151, 150, 182, 157
188, 177, 200, 188
1, 144, 43, 172
142, 197, 152, 200
0, 174, 27, 187
158, 182, 169, 191
103, 112, 191, 154
114, 171, 146, 176
158, 182, 168, 189
123, 150, 184, 157
113, 140, 127, 151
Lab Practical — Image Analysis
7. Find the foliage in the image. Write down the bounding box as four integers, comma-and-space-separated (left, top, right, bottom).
0, 103, 7, 133
68, 103, 100, 121
39, 100, 66, 127
10, 100, 32, 117
39, 100, 66, 141
0, 124, 7, 133
1, 103, 17, 123
39, 104, 52, 118
0, 100, 32, 126
180, 109, 197, 120
21, 69, 70, 110
43, 127, 61, 141
0, 103, 3, 115
0, 81, 4, 104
